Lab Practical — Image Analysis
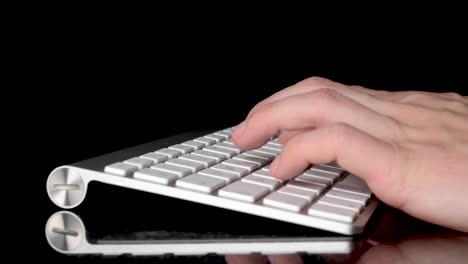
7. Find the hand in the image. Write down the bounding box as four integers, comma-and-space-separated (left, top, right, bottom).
232, 77, 468, 232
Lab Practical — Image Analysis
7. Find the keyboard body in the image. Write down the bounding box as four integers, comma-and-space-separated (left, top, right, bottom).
46, 130, 378, 235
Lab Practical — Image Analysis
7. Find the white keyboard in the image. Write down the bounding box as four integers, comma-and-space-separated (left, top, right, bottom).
46, 128, 378, 235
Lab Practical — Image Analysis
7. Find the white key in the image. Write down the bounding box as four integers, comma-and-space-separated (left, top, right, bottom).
218, 181, 270, 202
203, 145, 236, 158
211, 164, 248, 177
243, 150, 275, 161
166, 158, 205, 173
176, 174, 226, 193
124, 157, 154, 169
134, 168, 178, 185
303, 169, 339, 182
140, 152, 168, 163
169, 144, 195, 154
223, 139, 235, 145
308, 203, 357, 223
263, 142, 283, 151
204, 134, 225, 142
337, 174, 372, 196
182, 140, 205, 150
179, 154, 217, 167
198, 168, 238, 183
310, 164, 343, 176
223, 127, 234, 133
252, 169, 286, 183
333, 182, 372, 197
263, 192, 309, 212
296, 175, 332, 187
277, 186, 317, 201
105, 162, 138, 177
214, 142, 241, 154
151, 163, 192, 178
241, 175, 281, 190
233, 154, 268, 166
222, 159, 258, 171
192, 150, 227, 162
317, 196, 364, 212
253, 147, 280, 156
262, 164, 271, 171
194, 137, 216, 146
325, 190, 369, 204
214, 130, 231, 139
287, 180, 324, 193
155, 148, 182, 158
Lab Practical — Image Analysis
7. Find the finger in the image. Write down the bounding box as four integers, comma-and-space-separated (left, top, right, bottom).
225, 254, 268, 264
233, 89, 396, 151
268, 254, 303, 264
269, 124, 402, 207
277, 129, 314, 144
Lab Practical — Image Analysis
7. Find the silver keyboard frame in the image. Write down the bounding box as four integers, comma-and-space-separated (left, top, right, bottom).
46, 131, 379, 237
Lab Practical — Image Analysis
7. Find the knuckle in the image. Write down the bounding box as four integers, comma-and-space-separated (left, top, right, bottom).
312, 88, 342, 104
298, 76, 331, 86
442, 92, 463, 100
329, 123, 354, 145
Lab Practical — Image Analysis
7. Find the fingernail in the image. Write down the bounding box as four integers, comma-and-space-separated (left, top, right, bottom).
270, 154, 281, 174
232, 121, 246, 138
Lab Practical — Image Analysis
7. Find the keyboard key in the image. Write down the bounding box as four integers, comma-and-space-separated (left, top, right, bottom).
252, 169, 286, 183
211, 164, 248, 177
182, 140, 205, 150
223, 139, 235, 145
268, 139, 283, 146
310, 164, 343, 176
151, 163, 192, 178
166, 158, 205, 173
223, 127, 234, 133
253, 147, 280, 156
333, 182, 372, 197
241, 174, 281, 190
222, 159, 258, 172
263, 192, 309, 212
214, 142, 241, 154
203, 145, 236, 158
317, 196, 364, 212
105, 162, 138, 177
179, 154, 217, 167
243, 150, 275, 161
325, 190, 369, 204
296, 175, 332, 187
308, 203, 357, 223
287, 180, 324, 193
218, 181, 270, 202
322, 161, 341, 169
192, 150, 227, 162
194, 137, 216, 146
176, 174, 226, 193
140, 152, 168, 163
302, 170, 339, 182
263, 142, 283, 151
169, 144, 195, 154
134, 168, 178, 185
198, 168, 238, 183
233, 154, 268, 166
214, 130, 231, 139
262, 164, 271, 171
124, 157, 154, 169
155, 148, 182, 158
204, 134, 225, 142
277, 186, 318, 201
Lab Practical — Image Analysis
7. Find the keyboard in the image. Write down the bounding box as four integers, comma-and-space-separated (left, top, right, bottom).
46, 128, 378, 235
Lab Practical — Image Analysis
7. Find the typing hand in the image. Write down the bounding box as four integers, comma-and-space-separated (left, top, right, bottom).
232, 77, 468, 232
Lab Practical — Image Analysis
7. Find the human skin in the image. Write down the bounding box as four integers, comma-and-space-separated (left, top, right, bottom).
232, 77, 468, 233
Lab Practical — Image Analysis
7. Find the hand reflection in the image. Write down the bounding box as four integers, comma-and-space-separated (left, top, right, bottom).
225, 235, 468, 264
225, 253, 303, 264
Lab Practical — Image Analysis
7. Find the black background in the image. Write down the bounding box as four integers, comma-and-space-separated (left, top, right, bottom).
26, 11, 468, 262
